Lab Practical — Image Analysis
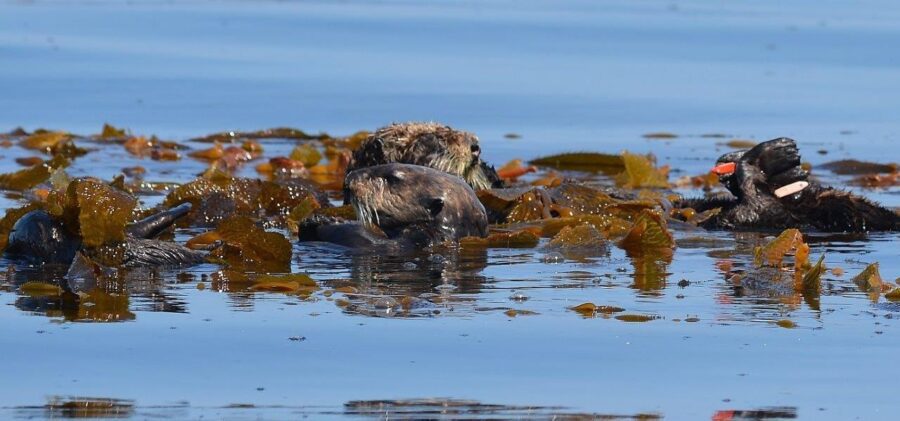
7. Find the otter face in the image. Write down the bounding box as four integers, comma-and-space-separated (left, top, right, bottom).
712, 150, 746, 197
345, 164, 489, 243
396, 126, 498, 190
349, 123, 501, 192
711, 138, 807, 199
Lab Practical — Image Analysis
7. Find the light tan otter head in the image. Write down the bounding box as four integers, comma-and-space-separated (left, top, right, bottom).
347, 122, 501, 191
344, 163, 488, 245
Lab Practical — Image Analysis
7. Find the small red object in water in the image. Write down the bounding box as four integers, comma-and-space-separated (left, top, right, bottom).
712, 162, 736, 175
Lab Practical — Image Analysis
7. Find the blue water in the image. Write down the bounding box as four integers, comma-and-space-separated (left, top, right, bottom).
1, 0, 899, 419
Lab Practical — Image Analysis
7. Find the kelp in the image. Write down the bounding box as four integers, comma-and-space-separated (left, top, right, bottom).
122, 135, 184, 160
185, 231, 222, 250
207, 216, 292, 272
619, 210, 675, 256
250, 273, 318, 296
754, 229, 805, 267
0, 155, 69, 191
886, 287, 900, 302
61, 178, 138, 248
819, 159, 896, 175
19, 130, 87, 158
505, 190, 552, 222
615, 152, 668, 189
642, 132, 677, 139
306, 147, 352, 189
722, 139, 756, 148
504, 309, 538, 317
477, 187, 540, 214
615, 314, 657, 322
479, 183, 653, 224
19, 131, 71, 151
799, 255, 825, 309
851, 263, 884, 293
285, 195, 323, 232
290, 144, 323, 167
547, 224, 607, 255
530, 171, 563, 187
460, 230, 539, 249
188, 142, 225, 160
18, 281, 63, 297
540, 214, 633, 239
529, 152, 624, 173
99, 123, 127, 139
15, 157, 44, 167
548, 184, 618, 215
163, 174, 321, 226
570, 302, 625, 317
314, 204, 356, 220
191, 127, 328, 143
496, 159, 536, 181
849, 172, 899, 188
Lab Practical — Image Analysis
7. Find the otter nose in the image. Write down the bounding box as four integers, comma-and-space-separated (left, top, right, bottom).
470, 144, 480, 157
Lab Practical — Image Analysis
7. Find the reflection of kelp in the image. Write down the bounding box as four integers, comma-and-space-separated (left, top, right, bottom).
628, 251, 672, 293
207, 270, 321, 311
344, 398, 661, 419
17, 288, 136, 323
712, 406, 797, 420
6, 259, 187, 322
708, 232, 826, 323
26, 396, 136, 419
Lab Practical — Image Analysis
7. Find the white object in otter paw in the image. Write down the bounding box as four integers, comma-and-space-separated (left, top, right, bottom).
774, 181, 809, 198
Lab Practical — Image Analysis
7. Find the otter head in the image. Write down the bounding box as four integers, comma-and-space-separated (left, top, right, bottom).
344, 163, 489, 245
712, 150, 746, 197
6, 210, 81, 265
711, 138, 807, 199
350, 123, 502, 192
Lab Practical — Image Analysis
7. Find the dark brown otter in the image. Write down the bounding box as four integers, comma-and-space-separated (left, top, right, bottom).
4, 203, 204, 267
346, 122, 502, 192
683, 138, 899, 232
300, 163, 489, 248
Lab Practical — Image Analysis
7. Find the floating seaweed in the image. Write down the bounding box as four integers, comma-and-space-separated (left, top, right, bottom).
207, 216, 293, 272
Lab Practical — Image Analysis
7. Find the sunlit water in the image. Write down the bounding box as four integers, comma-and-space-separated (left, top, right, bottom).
1, 0, 899, 419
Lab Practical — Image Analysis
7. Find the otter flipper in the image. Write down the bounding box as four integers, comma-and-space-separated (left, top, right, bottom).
127, 203, 193, 239
298, 215, 398, 248
119, 238, 205, 267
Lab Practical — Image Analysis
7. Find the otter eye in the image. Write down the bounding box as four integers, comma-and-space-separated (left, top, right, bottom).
427, 198, 444, 217
385, 171, 404, 185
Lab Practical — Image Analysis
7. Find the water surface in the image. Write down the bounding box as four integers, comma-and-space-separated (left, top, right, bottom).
1, 0, 899, 419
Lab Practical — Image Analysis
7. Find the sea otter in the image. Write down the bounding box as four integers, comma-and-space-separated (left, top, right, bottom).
682, 138, 899, 232
4, 203, 203, 267
345, 122, 502, 192
300, 164, 489, 248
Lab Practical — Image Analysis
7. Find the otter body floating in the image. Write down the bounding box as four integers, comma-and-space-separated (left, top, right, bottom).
4, 203, 203, 267
683, 137, 899, 232
301, 163, 489, 248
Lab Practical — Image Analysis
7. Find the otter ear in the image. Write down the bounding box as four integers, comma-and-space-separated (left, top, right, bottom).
427, 198, 444, 217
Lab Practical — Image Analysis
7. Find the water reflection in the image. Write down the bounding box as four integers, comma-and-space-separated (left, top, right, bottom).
711, 406, 797, 421
2, 258, 188, 322
2, 224, 896, 325
304, 243, 490, 318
